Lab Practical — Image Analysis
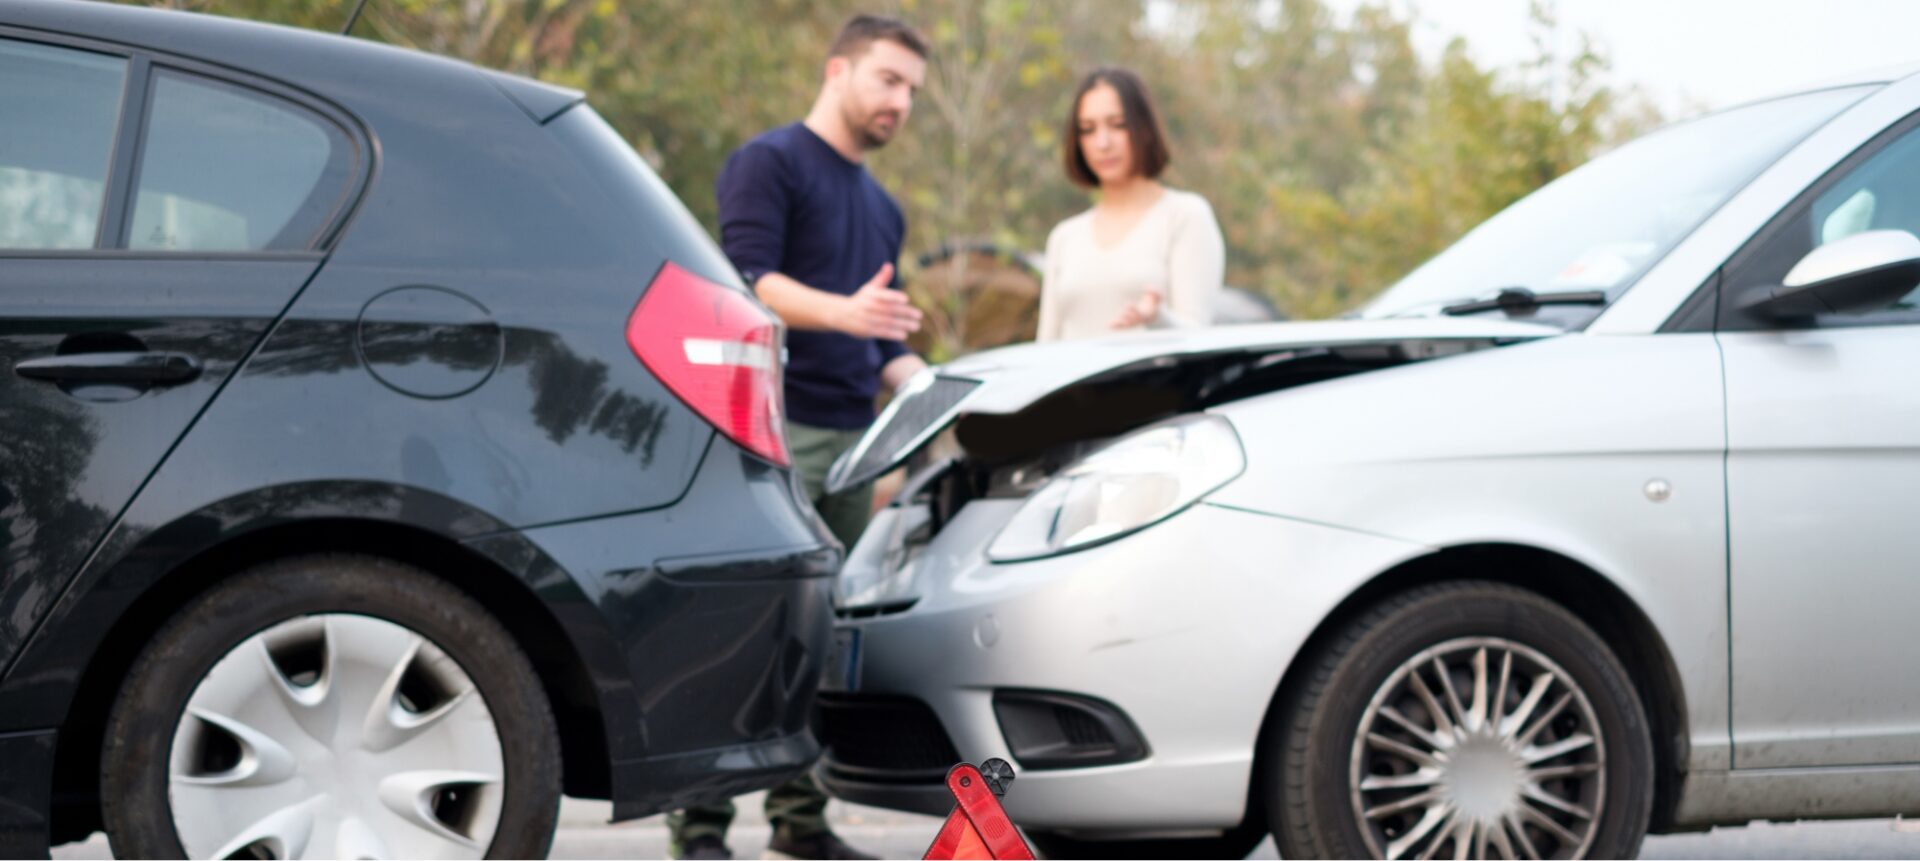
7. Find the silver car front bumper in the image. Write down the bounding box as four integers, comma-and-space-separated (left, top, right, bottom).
819, 496, 1428, 832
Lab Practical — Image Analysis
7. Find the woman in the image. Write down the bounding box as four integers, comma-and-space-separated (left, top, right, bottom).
1038, 67, 1225, 341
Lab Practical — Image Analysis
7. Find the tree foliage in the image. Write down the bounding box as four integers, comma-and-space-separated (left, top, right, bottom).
138, 0, 1660, 333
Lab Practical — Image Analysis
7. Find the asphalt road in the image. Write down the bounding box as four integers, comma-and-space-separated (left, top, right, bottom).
49, 794, 1920, 859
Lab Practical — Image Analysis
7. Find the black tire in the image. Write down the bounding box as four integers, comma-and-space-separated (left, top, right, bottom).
1025, 822, 1265, 859
100, 554, 562, 859
1263, 581, 1653, 860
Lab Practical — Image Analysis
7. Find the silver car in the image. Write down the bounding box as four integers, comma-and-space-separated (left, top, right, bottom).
814, 63, 1920, 860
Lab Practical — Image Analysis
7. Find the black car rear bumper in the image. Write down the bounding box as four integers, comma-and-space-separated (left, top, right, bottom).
467, 438, 842, 818
612, 732, 820, 821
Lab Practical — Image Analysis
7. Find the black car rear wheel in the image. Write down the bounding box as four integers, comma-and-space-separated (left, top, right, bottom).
1264, 581, 1654, 860
101, 554, 561, 859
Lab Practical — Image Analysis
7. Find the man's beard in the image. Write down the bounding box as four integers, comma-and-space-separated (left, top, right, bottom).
842, 101, 901, 151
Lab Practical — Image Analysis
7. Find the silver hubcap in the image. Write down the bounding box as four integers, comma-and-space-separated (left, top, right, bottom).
169, 615, 505, 860
1349, 637, 1606, 860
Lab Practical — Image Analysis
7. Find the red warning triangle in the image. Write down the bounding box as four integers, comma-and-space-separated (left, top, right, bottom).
923, 761, 1034, 860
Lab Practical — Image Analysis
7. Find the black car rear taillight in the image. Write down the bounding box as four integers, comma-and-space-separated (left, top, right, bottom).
626, 262, 789, 466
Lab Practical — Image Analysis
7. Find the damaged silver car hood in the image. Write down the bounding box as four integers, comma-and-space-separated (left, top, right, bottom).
824, 317, 1561, 494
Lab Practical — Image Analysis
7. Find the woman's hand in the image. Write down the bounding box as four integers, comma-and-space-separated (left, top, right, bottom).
1110, 289, 1163, 330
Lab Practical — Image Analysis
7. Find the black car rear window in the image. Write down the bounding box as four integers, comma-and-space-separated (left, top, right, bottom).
129, 70, 352, 252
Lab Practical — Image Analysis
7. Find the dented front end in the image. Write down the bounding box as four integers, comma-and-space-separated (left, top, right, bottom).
826, 319, 1558, 612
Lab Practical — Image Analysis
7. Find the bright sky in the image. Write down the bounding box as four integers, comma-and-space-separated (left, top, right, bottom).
1326, 0, 1920, 116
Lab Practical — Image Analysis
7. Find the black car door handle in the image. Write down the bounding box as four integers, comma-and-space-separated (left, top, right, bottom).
14, 351, 203, 386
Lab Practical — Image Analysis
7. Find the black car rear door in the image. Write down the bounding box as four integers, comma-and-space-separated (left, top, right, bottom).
0, 33, 365, 671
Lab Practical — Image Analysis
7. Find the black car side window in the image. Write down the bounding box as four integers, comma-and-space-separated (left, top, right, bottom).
128, 70, 352, 252
0, 38, 126, 250
1722, 115, 1920, 330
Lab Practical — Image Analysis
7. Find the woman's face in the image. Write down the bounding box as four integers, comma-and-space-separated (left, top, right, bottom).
1077, 83, 1135, 185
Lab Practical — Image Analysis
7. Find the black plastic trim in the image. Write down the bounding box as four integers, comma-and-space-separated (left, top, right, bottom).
815, 766, 954, 817
1737, 258, 1920, 319
653, 543, 840, 584
992, 688, 1149, 771
816, 693, 960, 783
95, 54, 148, 250
1659, 269, 1723, 334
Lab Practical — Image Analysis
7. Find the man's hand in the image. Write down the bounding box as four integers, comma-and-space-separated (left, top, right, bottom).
881, 353, 928, 393
751, 265, 922, 338
836, 263, 922, 340
1110, 289, 1163, 331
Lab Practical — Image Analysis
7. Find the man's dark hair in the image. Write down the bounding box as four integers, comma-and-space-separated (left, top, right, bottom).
827, 14, 929, 62
1063, 67, 1172, 188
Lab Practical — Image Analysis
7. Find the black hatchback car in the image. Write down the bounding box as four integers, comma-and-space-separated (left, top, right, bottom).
0, 2, 838, 857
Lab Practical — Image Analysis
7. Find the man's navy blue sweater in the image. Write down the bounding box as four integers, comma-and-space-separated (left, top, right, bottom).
716, 122, 910, 431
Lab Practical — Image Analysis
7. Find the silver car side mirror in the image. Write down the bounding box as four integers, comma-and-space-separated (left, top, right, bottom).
1739, 229, 1920, 319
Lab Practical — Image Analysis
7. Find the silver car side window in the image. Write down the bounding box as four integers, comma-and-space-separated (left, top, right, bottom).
1727, 113, 1920, 329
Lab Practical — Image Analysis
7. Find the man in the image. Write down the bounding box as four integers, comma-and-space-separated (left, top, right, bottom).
667, 15, 930, 861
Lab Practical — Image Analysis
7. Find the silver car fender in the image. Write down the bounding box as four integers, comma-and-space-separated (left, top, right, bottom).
1206, 330, 1731, 771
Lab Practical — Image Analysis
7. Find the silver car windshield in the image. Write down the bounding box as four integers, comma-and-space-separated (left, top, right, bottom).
1362, 85, 1878, 323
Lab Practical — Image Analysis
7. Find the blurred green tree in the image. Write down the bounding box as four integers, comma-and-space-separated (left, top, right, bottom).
133, 0, 1661, 351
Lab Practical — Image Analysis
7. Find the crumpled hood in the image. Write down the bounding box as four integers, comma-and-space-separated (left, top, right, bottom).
825, 317, 1561, 493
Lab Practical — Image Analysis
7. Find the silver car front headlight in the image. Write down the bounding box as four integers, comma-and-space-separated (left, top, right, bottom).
987, 414, 1245, 562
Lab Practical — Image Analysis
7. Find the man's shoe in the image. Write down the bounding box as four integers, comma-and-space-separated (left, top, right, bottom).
675, 834, 734, 860
765, 829, 876, 860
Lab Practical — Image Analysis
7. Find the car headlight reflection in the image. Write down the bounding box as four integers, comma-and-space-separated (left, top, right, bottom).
987, 415, 1245, 562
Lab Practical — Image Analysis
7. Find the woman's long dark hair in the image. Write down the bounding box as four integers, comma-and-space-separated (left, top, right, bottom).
1063, 67, 1171, 188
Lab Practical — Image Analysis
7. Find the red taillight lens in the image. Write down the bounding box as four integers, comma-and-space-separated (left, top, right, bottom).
627, 262, 789, 466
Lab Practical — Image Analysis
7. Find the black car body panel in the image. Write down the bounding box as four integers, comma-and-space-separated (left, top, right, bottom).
0, 257, 326, 670
473, 441, 839, 819
0, 1, 836, 854
0, 730, 57, 852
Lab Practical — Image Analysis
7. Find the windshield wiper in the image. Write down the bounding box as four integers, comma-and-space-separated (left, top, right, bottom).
1441, 287, 1607, 316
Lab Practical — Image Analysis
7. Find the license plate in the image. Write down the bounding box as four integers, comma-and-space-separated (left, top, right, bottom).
824, 627, 861, 692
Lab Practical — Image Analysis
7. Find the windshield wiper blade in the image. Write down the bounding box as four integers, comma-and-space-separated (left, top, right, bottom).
1442, 287, 1607, 316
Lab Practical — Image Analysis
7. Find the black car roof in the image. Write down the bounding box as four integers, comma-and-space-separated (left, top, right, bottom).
0, 0, 579, 119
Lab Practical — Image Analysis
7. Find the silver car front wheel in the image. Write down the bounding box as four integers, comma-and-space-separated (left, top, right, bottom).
1266, 581, 1653, 861
1350, 638, 1605, 860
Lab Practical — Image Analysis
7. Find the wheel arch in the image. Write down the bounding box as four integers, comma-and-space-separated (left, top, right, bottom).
1248, 542, 1690, 838
45, 511, 615, 844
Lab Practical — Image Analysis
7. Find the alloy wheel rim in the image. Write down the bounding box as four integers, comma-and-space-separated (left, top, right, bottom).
1349, 637, 1606, 860
168, 614, 505, 860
